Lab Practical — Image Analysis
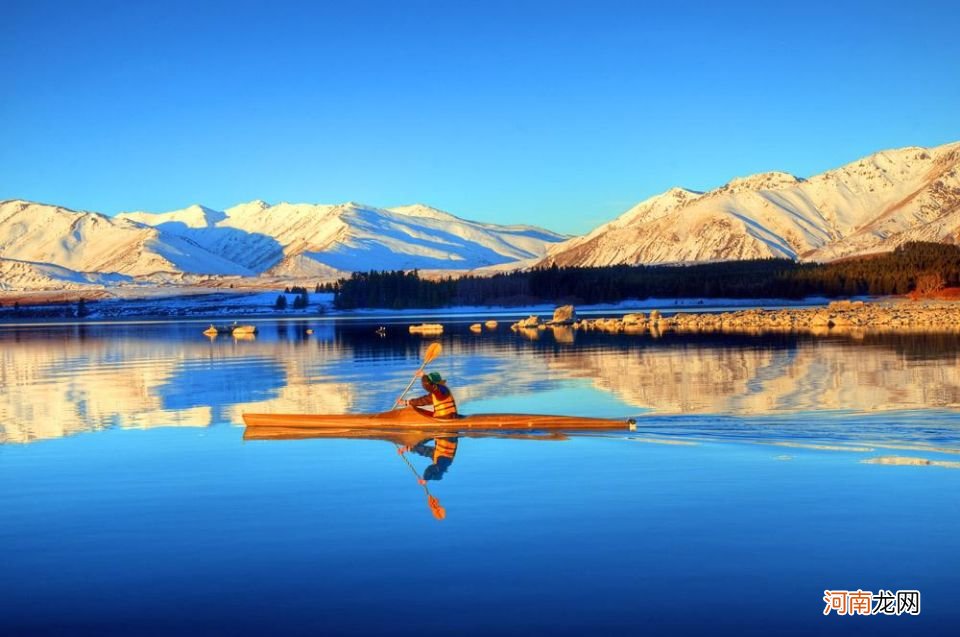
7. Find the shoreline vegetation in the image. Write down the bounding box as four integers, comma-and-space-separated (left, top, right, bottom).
1, 242, 959, 323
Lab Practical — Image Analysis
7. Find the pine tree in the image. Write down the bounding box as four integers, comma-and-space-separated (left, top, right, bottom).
274, 294, 287, 310
292, 289, 309, 309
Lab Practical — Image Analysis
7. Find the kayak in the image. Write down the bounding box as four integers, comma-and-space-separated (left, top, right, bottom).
242, 407, 635, 431
242, 426, 576, 445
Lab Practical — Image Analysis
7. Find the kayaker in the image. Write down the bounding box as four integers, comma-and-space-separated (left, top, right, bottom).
406, 436, 459, 481
399, 371, 458, 419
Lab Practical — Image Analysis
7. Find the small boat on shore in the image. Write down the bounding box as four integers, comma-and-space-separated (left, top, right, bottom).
242, 407, 635, 431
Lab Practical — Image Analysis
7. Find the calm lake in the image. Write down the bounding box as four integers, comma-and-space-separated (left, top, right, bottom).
2, 315, 959, 636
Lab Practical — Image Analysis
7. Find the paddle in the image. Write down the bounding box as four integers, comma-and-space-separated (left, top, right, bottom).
393, 342, 442, 409
391, 342, 447, 520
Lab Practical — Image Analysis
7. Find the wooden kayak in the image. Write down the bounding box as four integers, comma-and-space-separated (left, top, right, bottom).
242, 426, 575, 444
242, 407, 635, 431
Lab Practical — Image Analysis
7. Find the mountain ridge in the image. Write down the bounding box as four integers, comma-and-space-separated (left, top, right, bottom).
541, 140, 960, 267
0, 198, 566, 289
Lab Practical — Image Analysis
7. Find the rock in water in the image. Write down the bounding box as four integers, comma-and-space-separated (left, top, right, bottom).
409, 323, 443, 335
552, 305, 577, 325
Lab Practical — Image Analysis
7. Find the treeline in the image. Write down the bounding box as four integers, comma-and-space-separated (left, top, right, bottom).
785, 242, 960, 296
331, 242, 960, 309
0, 299, 90, 319
333, 270, 458, 309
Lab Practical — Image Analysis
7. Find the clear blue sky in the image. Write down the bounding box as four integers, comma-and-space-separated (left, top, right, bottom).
2, 0, 958, 234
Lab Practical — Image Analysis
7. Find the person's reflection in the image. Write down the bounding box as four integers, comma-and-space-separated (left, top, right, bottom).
405, 436, 458, 481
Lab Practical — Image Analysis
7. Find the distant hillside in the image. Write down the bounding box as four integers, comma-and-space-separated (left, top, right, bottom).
542, 141, 960, 267
0, 199, 565, 290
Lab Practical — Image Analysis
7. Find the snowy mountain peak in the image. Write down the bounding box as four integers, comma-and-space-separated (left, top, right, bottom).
722, 171, 801, 193
607, 186, 702, 229
387, 203, 459, 221
666, 186, 702, 197
224, 199, 271, 217
118, 204, 226, 229
645, 186, 701, 206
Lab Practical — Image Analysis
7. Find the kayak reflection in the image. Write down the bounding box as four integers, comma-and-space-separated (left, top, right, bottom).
402, 436, 458, 481
242, 418, 625, 519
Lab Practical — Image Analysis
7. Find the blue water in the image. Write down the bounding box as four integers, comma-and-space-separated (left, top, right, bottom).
1, 320, 959, 635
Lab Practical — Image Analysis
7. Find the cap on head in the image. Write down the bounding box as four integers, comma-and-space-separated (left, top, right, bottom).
425, 371, 444, 384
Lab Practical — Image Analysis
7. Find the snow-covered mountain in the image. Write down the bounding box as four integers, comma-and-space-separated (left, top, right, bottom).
542, 141, 960, 267
0, 199, 565, 290
118, 201, 565, 276
0, 200, 253, 278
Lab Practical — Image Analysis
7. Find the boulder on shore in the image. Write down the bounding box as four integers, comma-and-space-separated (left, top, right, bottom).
513, 315, 541, 329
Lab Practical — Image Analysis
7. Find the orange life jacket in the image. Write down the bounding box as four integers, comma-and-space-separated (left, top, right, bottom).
430, 386, 458, 418
433, 438, 458, 463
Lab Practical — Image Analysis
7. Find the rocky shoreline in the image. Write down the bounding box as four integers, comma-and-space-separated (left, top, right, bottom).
511, 301, 960, 335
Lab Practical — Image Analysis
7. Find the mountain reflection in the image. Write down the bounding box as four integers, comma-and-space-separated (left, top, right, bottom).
546, 334, 960, 414
2, 323, 960, 444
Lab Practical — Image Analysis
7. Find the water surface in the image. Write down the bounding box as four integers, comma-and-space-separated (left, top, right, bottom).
1, 318, 958, 635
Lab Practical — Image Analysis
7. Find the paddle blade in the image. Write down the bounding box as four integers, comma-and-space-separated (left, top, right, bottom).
423, 342, 442, 364
428, 495, 446, 520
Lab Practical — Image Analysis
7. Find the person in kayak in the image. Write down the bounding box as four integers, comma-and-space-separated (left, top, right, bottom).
399, 371, 458, 419
406, 436, 458, 481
